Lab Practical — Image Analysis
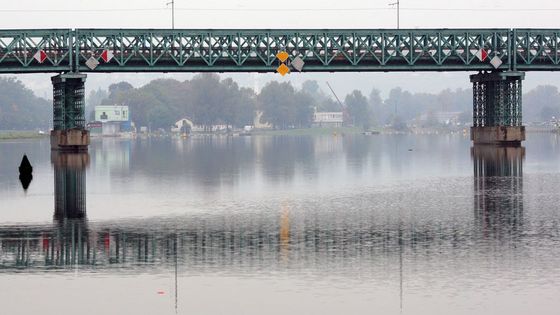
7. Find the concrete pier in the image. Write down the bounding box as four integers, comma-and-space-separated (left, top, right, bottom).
50, 130, 90, 152
471, 126, 526, 146
471, 71, 525, 147
50, 73, 88, 151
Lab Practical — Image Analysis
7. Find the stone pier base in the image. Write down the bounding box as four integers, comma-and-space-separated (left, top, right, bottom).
470, 126, 525, 146
50, 130, 90, 152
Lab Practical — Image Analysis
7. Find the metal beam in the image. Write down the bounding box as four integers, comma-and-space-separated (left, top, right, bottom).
0, 28, 558, 73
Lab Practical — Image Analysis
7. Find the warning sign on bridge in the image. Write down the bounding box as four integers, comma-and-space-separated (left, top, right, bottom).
101, 50, 114, 63
475, 49, 488, 62
33, 50, 47, 63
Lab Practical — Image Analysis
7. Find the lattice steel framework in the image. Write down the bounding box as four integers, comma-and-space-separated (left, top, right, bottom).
472, 72, 524, 127
0, 29, 72, 73
0, 28, 522, 73
52, 73, 86, 130
514, 29, 560, 71
1, 28, 560, 73
2, 28, 560, 73
72, 29, 513, 72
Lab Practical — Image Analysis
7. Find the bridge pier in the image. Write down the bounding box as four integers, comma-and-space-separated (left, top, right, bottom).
50, 73, 89, 152
471, 71, 525, 146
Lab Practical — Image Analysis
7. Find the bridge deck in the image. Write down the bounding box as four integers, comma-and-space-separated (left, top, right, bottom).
0, 28, 558, 73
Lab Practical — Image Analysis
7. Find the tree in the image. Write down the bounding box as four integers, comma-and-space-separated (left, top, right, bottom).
318, 98, 342, 112
345, 90, 370, 129
0, 77, 51, 130
294, 91, 314, 128
258, 82, 314, 129
524, 85, 560, 122
368, 88, 383, 127
258, 81, 296, 129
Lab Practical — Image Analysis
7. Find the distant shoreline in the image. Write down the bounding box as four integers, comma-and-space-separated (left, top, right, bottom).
249, 127, 366, 136
0, 131, 47, 140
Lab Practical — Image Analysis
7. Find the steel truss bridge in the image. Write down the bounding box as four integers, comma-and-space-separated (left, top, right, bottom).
0, 28, 556, 148
0, 28, 559, 73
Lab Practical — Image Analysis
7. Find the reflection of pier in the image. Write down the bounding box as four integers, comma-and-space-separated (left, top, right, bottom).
52, 152, 89, 220
472, 146, 524, 237
0, 213, 529, 271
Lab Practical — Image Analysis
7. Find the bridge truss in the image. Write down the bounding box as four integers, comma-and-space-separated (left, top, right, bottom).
0, 28, 559, 73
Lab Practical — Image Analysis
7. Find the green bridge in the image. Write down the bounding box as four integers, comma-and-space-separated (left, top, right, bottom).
1, 28, 560, 72
1, 28, 558, 149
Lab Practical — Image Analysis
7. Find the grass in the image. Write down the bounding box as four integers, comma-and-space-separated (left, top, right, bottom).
250, 127, 368, 136
0, 131, 47, 140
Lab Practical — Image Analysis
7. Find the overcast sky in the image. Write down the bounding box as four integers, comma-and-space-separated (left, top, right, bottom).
2, 0, 560, 99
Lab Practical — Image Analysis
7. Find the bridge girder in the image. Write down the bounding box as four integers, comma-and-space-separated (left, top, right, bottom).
0, 28, 558, 73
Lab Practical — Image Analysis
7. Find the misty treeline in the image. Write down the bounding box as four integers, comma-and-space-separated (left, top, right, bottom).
1, 75, 560, 131
0, 77, 51, 130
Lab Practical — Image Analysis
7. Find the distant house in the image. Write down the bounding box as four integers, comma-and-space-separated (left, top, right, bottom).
313, 111, 344, 127
171, 117, 228, 133
171, 118, 194, 133
93, 105, 131, 136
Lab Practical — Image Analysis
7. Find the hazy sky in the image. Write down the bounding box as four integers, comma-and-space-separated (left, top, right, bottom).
2, 0, 560, 99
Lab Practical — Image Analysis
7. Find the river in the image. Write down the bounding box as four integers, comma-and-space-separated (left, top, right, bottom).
1, 133, 559, 314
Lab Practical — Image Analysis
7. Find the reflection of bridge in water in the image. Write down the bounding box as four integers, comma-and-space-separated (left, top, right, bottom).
473, 146, 524, 237
0, 148, 532, 271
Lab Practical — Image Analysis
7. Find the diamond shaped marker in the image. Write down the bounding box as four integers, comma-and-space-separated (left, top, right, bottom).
276, 63, 290, 76
291, 56, 305, 72
33, 50, 47, 63
276, 51, 289, 63
101, 49, 114, 63
476, 48, 488, 62
490, 56, 503, 69
85, 57, 99, 70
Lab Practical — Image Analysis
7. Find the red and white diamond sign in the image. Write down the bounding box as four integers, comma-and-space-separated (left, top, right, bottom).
475, 48, 488, 62
101, 49, 114, 63
33, 50, 47, 63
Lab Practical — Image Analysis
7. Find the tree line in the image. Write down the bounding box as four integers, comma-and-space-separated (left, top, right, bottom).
1, 74, 559, 131
0, 77, 51, 130
92, 74, 476, 131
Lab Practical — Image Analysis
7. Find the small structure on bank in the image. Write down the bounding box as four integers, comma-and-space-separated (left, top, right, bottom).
313, 110, 344, 127
171, 118, 194, 134
93, 105, 132, 136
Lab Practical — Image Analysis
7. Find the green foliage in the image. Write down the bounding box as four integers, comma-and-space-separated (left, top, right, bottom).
524, 85, 560, 122
345, 90, 370, 129
258, 81, 314, 129
0, 77, 51, 130
102, 74, 255, 129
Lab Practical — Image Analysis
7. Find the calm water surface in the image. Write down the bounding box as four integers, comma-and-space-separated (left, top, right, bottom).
1, 134, 560, 315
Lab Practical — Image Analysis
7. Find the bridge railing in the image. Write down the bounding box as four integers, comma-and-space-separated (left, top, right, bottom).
0, 29, 73, 73
7, 28, 560, 73
513, 29, 560, 71
73, 29, 513, 72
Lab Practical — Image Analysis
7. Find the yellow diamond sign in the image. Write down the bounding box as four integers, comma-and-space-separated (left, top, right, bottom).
276, 51, 289, 62
276, 63, 290, 76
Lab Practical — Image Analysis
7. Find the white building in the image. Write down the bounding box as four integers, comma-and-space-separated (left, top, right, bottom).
313, 111, 344, 127
171, 117, 228, 133
94, 105, 131, 136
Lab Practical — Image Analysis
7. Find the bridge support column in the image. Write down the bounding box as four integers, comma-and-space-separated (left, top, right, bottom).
470, 71, 525, 146
50, 73, 89, 151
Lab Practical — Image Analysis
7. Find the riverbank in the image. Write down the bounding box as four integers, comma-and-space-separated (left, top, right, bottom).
0, 131, 47, 140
